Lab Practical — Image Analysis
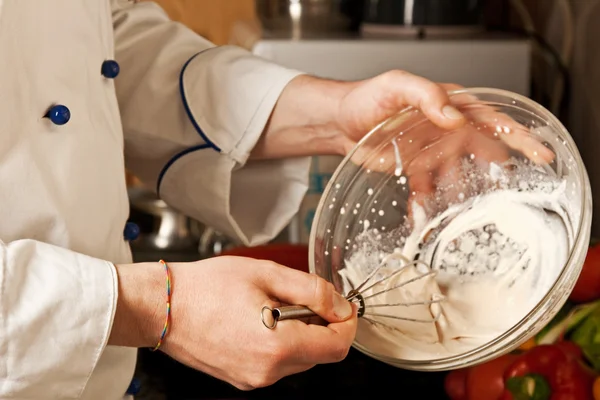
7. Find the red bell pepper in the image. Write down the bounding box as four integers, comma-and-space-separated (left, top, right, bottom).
445, 353, 519, 400
445, 343, 596, 400
501, 344, 596, 400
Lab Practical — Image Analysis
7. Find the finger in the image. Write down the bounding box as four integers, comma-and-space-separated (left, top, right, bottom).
433, 87, 555, 165
461, 104, 555, 164
434, 156, 466, 204
374, 71, 467, 130
299, 315, 327, 326
256, 261, 354, 323
407, 170, 435, 222
393, 82, 553, 166
499, 127, 555, 164
404, 129, 468, 177
438, 82, 465, 92
349, 110, 426, 174
356, 128, 440, 177
465, 127, 511, 167
278, 306, 358, 364
347, 80, 466, 174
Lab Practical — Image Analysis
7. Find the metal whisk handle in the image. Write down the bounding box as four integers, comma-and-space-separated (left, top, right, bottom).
261, 290, 366, 330
261, 305, 317, 329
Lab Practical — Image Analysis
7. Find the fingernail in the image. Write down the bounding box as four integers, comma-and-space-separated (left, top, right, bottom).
442, 105, 463, 120
332, 293, 353, 320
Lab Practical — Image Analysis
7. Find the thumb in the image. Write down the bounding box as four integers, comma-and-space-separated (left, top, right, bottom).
374, 71, 466, 130
258, 261, 354, 323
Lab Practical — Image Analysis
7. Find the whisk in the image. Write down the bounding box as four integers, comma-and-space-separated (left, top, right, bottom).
261, 252, 446, 330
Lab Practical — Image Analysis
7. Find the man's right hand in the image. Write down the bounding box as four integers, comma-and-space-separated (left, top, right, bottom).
110, 256, 357, 390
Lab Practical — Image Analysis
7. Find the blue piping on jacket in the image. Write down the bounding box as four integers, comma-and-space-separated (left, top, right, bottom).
156, 143, 212, 195
179, 49, 221, 152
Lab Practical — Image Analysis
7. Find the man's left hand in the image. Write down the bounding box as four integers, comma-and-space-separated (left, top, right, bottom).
252, 71, 465, 159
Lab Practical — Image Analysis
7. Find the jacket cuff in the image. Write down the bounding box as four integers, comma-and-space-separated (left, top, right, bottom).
158, 148, 310, 246
156, 47, 312, 245
180, 45, 304, 164
2, 240, 117, 398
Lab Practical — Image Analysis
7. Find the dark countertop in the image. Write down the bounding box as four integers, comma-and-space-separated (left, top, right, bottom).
259, 28, 527, 42
134, 347, 449, 399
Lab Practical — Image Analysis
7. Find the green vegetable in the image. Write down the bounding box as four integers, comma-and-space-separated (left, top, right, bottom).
570, 305, 600, 371
536, 301, 575, 344
505, 374, 551, 400
536, 300, 600, 345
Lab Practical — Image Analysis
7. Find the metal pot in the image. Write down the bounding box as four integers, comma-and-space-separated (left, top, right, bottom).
256, 0, 355, 37
362, 0, 487, 27
128, 187, 241, 259
128, 187, 201, 253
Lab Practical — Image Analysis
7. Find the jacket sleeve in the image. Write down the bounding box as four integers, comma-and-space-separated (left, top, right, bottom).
0, 239, 116, 398
112, 1, 311, 246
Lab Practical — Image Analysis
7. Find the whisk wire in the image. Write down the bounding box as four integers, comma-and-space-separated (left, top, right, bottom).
361, 293, 446, 325
362, 270, 438, 302
348, 252, 411, 300
366, 297, 445, 308
261, 250, 446, 330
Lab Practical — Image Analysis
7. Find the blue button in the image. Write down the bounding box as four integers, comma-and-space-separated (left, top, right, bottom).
101, 60, 120, 79
123, 222, 140, 241
45, 105, 70, 125
126, 377, 141, 395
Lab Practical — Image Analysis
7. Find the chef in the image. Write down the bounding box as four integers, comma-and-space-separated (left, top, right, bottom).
0, 1, 470, 399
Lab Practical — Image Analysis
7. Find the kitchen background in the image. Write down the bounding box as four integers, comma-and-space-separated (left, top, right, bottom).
126, 0, 600, 398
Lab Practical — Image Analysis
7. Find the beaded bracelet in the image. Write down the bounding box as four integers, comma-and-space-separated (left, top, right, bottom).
151, 259, 172, 351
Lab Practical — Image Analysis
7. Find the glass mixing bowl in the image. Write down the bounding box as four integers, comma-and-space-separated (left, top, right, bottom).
308, 88, 592, 371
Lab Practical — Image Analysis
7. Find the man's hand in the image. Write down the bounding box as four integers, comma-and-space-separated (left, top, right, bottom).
109, 258, 357, 390
250, 71, 465, 159
335, 73, 466, 155
252, 72, 553, 164
252, 72, 555, 214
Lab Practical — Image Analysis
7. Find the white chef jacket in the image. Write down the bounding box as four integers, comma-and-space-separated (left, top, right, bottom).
0, 0, 311, 398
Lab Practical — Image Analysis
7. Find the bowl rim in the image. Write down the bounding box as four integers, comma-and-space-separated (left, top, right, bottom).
308, 87, 593, 370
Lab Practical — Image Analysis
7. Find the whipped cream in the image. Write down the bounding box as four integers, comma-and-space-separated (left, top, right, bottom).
338, 159, 577, 360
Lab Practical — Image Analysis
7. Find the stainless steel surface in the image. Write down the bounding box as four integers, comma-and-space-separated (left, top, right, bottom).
251, 34, 531, 95
128, 187, 200, 253
198, 226, 238, 257
360, 24, 486, 38
261, 305, 317, 329
128, 187, 289, 260
261, 253, 444, 330
256, 0, 353, 39
362, 0, 487, 27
